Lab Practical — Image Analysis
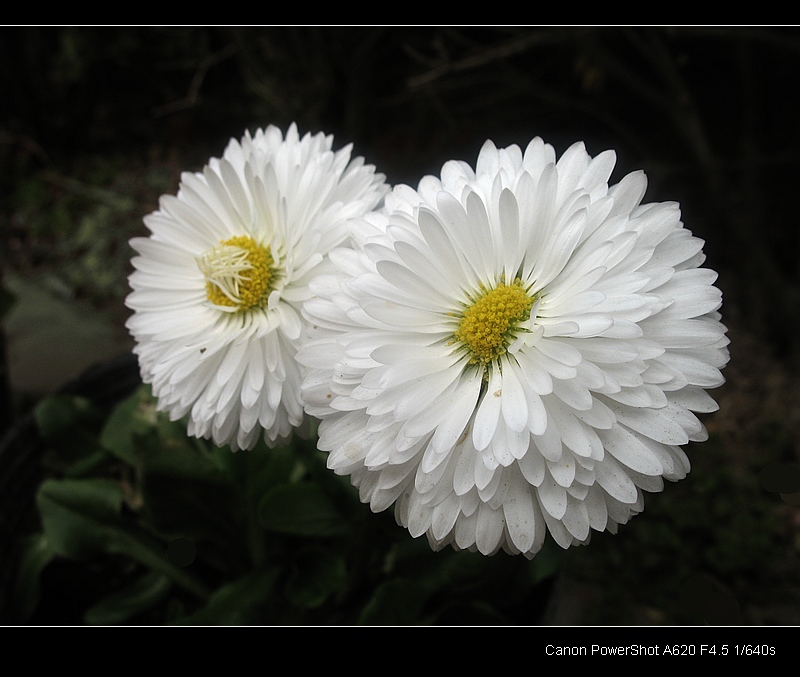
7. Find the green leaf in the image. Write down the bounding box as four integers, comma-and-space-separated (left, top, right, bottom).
36, 477, 125, 559
526, 539, 562, 585
98, 387, 146, 465
133, 427, 228, 480
285, 549, 347, 609
35, 394, 99, 440
7, 533, 57, 622
101, 387, 230, 481
358, 578, 430, 625
140, 472, 246, 569
227, 441, 300, 504
100, 386, 171, 467
36, 478, 210, 600
174, 569, 281, 625
258, 483, 349, 538
64, 449, 115, 479
0, 284, 15, 321
34, 394, 105, 461
83, 571, 172, 625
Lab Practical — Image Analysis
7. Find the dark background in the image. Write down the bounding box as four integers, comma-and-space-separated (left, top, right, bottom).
1, 26, 799, 625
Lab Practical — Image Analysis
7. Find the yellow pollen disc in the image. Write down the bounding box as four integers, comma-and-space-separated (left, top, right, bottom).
197, 235, 274, 312
454, 278, 534, 366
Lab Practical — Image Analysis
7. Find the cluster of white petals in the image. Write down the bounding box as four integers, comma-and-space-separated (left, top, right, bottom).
126, 124, 388, 451
298, 137, 729, 557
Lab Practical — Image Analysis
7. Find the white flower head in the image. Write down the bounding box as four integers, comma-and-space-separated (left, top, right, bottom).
299, 137, 730, 557
126, 123, 388, 451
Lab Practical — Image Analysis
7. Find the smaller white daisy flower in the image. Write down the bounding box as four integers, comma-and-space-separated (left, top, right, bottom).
126, 124, 388, 451
299, 136, 729, 557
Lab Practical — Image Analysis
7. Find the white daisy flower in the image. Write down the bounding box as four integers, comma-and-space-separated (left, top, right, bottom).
298, 137, 730, 557
126, 124, 388, 451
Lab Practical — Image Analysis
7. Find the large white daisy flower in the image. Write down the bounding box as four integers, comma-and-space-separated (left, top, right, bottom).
126, 124, 388, 451
298, 137, 729, 557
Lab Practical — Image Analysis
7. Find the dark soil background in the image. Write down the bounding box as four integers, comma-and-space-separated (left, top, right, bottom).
1, 26, 799, 625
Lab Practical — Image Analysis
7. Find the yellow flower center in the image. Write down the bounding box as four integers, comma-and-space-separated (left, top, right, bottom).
454, 278, 535, 366
197, 235, 274, 312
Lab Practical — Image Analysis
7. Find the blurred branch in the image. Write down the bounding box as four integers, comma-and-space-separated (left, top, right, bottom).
626, 28, 720, 181
152, 42, 239, 118
0, 129, 52, 169
679, 25, 800, 54
406, 28, 591, 90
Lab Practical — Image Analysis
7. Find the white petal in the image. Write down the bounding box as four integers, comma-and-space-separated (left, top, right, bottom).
128, 123, 387, 450
472, 368, 503, 451
500, 358, 529, 432
296, 131, 728, 558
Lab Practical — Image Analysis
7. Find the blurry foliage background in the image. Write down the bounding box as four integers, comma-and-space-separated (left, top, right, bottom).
1, 26, 800, 625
